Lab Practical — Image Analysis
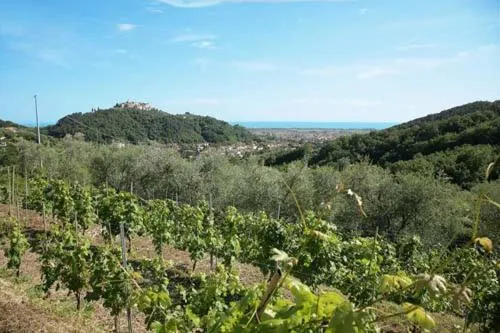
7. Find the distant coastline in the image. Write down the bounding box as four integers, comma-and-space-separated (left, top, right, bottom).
18, 121, 55, 127
232, 121, 397, 130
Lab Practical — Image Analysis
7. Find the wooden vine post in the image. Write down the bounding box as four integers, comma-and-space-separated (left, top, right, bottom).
119, 222, 133, 333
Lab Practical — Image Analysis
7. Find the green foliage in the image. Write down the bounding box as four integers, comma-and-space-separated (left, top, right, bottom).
86, 245, 136, 318
216, 207, 243, 268
188, 265, 244, 321
40, 226, 92, 309
177, 204, 207, 270
47, 107, 254, 144
71, 183, 96, 231
310, 100, 500, 188
25, 177, 51, 213
96, 188, 144, 243
2, 220, 30, 277
45, 180, 75, 223
144, 200, 174, 257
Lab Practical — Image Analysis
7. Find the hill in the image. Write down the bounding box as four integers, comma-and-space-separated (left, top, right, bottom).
46, 103, 254, 144
270, 100, 500, 188
0, 119, 22, 128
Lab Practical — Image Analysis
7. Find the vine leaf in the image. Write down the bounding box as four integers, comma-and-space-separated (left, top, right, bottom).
474, 237, 493, 253
380, 274, 413, 293
402, 303, 436, 329
414, 274, 447, 295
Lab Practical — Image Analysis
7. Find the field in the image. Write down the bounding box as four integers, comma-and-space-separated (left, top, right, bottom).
0, 204, 264, 332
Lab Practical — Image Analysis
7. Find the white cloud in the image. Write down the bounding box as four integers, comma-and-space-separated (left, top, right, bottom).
171, 33, 218, 48
8, 42, 70, 68
298, 45, 493, 80
357, 66, 399, 79
299, 64, 399, 79
158, 0, 352, 8
146, 7, 164, 13
116, 23, 136, 31
394, 57, 453, 70
396, 43, 436, 51
171, 33, 217, 43
191, 41, 216, 49
298, 65, 351, 77
231, 61, 276, 71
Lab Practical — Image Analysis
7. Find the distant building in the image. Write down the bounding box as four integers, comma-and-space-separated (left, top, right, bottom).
114, 100, 154, 111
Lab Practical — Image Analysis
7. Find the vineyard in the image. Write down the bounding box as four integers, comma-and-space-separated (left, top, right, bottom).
0, 167, 499, 332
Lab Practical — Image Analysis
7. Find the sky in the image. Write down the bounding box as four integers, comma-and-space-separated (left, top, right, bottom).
0, 0, 499, 124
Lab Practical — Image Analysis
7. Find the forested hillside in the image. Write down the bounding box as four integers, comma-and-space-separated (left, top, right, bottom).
0, 119, 22, 128
291, 100, 500, 188
46, 106, 254, 144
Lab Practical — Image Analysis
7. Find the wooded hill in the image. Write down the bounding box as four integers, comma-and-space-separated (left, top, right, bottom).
269, 100, 500, 188
46, 106, 254, 144
0, 119, 22, 128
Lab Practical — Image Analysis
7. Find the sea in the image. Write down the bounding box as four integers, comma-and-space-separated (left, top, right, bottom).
231, 121, 397, 130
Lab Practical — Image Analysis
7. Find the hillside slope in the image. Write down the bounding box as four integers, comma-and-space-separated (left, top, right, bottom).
0, 119, 22, 128
308, 100, 500, 187
46, 104, 254, 144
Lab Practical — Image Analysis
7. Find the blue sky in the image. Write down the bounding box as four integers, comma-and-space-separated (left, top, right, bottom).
0, 0, 498, 124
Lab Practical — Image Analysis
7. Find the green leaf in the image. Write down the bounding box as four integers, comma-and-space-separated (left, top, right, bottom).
402, 303, 436, 329
271, 248, 290, 262
327, 301, 357, 333
317, 291, 346, 318
286, 278, 317, 306
380, 274, 413, 293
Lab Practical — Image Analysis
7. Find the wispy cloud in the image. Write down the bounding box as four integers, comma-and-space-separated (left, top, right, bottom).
171, 33, 217, 43
8, 41, 71, 69
116, 23, 136, 31
298, 45, 492, 80
357, 66, 398, 79
158, 0, 352, 8
146, 7, 164, 13
396, 43, 436, 51
231, 61, 276, 71
115, 48, 128, 54
359, 8, 368, 15
298, 65, 351, 77
191, 41, 216, 49
171, 33, 218, 49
